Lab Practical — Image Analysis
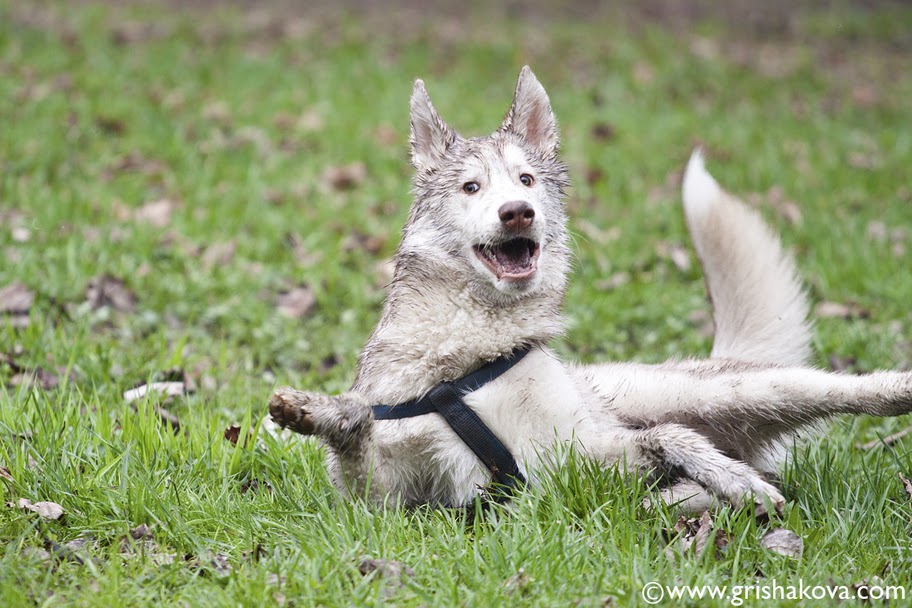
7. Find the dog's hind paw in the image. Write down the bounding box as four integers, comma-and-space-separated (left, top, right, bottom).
750, 481, 785, 519
269, 387, 317, 435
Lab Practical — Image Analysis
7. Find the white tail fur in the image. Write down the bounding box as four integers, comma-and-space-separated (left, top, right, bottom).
682, 149, 812, 366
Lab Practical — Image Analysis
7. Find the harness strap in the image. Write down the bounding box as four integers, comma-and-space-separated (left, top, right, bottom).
370, 346, 532, 492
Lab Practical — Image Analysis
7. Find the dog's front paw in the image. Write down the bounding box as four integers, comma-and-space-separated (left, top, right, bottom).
269, 387, 317, 435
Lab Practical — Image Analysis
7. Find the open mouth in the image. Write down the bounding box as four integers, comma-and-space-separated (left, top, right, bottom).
473, 238, 541, 281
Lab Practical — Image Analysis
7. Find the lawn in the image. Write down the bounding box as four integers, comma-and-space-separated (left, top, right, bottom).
2, 1, 912, 605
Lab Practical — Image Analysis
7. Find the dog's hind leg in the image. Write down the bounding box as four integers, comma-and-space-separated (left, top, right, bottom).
682, 150, 812, 367
647, 479, 717, 514
591, 422, 785, 515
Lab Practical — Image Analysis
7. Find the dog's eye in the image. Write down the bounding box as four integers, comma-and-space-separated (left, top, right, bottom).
463, 181, 480, 194
519, 173, 535, 187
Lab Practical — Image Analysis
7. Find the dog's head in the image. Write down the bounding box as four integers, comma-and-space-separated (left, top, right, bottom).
398, 66, 570, 304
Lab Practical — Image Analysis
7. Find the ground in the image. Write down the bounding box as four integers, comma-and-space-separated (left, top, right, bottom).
1, 1, 912, 606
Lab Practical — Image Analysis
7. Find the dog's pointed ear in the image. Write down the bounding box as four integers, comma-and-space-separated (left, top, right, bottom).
410, 79, 458, 172
500, 66, 559, 158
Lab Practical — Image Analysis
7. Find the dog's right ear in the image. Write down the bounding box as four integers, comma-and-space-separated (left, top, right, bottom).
500, 66, 559, 159
410, 80, 458, 172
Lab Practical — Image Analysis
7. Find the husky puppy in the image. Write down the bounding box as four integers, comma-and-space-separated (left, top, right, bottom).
270, 66, 912, 514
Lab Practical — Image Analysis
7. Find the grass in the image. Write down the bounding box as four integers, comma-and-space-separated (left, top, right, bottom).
2, 1, 912, 605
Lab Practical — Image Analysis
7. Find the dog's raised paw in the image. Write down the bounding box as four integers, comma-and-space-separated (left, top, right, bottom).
269, 387, 317, 435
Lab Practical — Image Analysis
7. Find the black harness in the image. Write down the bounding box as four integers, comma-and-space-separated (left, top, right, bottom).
371, 346, 532, 496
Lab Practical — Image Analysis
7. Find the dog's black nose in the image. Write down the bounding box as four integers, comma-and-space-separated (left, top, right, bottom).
498, 201, 535, 231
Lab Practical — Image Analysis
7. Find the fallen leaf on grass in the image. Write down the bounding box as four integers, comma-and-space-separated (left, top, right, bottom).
665, 511, 728, 559
656, 241, 691, 272
130, 523, 153, 540
503, 568, 534, 594
759, 528, 803, 558
815, 301, 870, 320
0, 466, 12, 481
184, 552, 233, 577
266, 573, 286, 586
595, 272, 630, 292
44, 540, 86, 565
1, 353, 63, 390
201, 240, 237, 269
342, 230, 387, 255
0, 282, 34, 328
373, 124, 398, 146
276, 285, 316, 319
359, 558, 414, 586
224, 425, 254, 447
828, 354, 858, 373
85, 274, 136, 313
18, 498, 64, 520
133, 198, 176, 227
240, 478, 272, 495
322, 162, 367, 191
101, 152, 168, 182
95, 115, 126, 135
11, 226, 30, 242
898, 472, 912, 501
590, 122, 615, 141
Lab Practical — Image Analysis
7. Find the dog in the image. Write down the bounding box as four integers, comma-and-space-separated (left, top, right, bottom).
269, 66, 912, 514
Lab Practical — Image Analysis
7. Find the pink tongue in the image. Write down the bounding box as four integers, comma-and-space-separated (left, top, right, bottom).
495, 244, 531, 272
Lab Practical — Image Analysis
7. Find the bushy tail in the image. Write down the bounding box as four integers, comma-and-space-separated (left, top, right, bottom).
682, 150, 812, 367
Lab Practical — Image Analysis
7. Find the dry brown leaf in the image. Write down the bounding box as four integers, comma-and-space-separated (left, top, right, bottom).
240, 478, 272, 494
595, 272, 630, 292
899, 472, 912, 501
373, 124, 398, 146
359, 558, 414, 583
590, 122, 615, 141
224, 425, 253, 447
202, 100, 231, 123
9, 367, 61, 390
503, 568, 533, 594
0, 282, 33, 328
130, 523, 153, 540
134, 198, 176, 227
201, 241, 237, 269
867, 220, 888, 243
297, 108, 323, 131
342, 230, 386, 255
276, 285, 316, 319
665, 510, 725, 559
815, 301, 870, 320
322, 162, 367, 191
0, 466, 12, 481
574, 220, 620, 246
656, 241, 692, 272
265, 573, 286, 586
0, 282, 33, 313
632, 60, 655, 85
18, 498, 64, 520
86, 274, 136, 313
828, 354, 858, 373
11, 226, 30, 242
760, 528, 803, 558
101, 152, 167, 182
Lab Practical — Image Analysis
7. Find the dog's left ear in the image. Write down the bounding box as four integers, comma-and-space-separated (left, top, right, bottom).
500, 66, 559, 158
